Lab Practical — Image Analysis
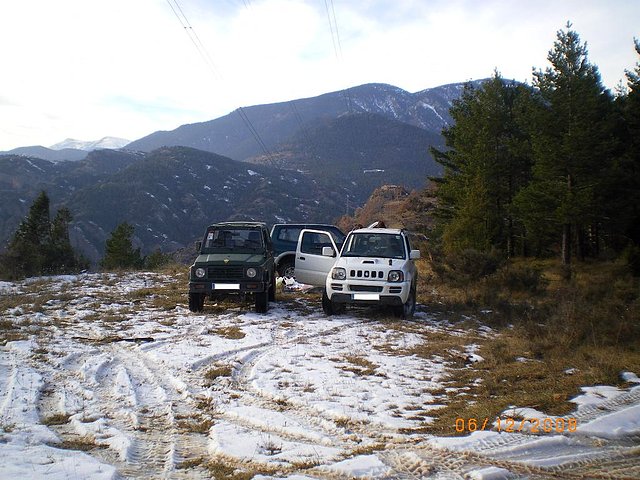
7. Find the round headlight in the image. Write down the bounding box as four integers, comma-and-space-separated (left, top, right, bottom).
195, 267, 206, 278
246, 267, 258, 278
331, 267, 346, 280
388, 270, 403, 282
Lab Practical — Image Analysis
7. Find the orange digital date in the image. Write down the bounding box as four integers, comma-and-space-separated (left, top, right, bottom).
455, 417, 578, 433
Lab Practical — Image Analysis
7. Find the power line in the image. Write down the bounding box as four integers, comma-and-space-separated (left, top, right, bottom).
165, 0, 221, 80
322, 0, 352, 113
328, 0, 343, 59
164, 0, 277, 166
236, 106, 278, 167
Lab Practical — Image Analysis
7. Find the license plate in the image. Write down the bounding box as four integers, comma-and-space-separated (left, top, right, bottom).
213, 283, 240, 290
353, 293, 380, 301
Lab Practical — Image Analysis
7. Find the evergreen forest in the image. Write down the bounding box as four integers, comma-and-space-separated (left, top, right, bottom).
430, 25, 640, 272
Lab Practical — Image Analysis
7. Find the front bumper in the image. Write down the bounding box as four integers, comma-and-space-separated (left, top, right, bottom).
326, 280, 410, 305
189, 281, 266, 295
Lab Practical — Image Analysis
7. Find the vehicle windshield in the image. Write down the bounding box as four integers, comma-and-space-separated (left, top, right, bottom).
341, 232, 406, 259
202, 228, 264, 253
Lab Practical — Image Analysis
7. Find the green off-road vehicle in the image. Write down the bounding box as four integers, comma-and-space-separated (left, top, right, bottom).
188, 222, 276, 313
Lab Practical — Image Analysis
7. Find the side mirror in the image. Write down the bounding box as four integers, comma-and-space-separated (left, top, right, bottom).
410, 249, 421, 260
322, 246, 335, 257
195, 241, 202, 253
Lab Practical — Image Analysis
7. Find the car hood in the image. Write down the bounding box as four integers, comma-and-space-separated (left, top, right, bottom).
194, 253, 267, 265
336, 257, 405, 268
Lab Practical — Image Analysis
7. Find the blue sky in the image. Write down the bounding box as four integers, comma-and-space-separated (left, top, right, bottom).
0, 0, 638, 150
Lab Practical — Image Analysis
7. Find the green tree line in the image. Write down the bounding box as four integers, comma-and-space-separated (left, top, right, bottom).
0, 191, 88, 279
431, 24, 640, 269
0, 191, 171, 279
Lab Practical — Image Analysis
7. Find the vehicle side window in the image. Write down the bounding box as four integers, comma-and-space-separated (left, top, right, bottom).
278, 227, 302, 242
300, 232, 332, 255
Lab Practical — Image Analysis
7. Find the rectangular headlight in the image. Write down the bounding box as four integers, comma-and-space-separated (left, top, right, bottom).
331, 267, 346, 280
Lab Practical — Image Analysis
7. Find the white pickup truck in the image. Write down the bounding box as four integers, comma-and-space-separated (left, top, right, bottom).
294, 224, 420, 318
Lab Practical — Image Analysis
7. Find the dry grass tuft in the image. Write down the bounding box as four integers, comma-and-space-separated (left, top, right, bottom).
339, 355, 379, 376
41, 413, 71, 426
204, 365, 233, 384
213, 326, 246, 340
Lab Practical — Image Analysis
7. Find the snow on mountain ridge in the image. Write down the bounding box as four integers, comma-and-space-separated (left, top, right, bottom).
50, 136, 130, 151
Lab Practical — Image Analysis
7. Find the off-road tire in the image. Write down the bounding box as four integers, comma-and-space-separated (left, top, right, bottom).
277, 259, 295, 279
255, 291, 268, 314
322, 289, 345, 315
394, 283, 416, 319
321, 289, 334, 315
188, 293, 205, 312
268, 277, 276, 302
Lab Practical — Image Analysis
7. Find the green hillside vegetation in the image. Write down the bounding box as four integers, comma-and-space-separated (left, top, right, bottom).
337, 25, 640, 431
430, 26, 640, 268
251, 112, 443, 201
426, 26, 640, 429
0, 191, 88, 279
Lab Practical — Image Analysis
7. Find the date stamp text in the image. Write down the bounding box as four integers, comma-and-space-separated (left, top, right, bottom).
455, 417, 578, 434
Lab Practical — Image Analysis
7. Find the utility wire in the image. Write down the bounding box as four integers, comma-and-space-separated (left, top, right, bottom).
165, 0, 221, 80
322, 0, 353, 113
164, 0, 277, 166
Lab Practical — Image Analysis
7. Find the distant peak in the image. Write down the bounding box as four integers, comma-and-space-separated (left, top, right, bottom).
50, 136, 130, 151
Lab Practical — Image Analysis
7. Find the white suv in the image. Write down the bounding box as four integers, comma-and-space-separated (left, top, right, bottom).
295, 225, 420, 318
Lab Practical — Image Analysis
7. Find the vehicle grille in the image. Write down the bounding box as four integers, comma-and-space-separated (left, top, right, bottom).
349, 269, 385, 280
349, 285, 383, 293
207, 266, 244, 280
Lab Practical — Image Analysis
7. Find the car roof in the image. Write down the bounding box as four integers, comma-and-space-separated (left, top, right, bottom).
273, 223, 337, 228
208, 222, 266, 229
351, 227, 404, 235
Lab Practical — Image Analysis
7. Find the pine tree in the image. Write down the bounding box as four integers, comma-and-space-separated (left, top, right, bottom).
2, 191, 51, 278
100, 222, 144, 270
515, 24, 615, 265
0, 191, 86, 279
48, 207, 87, 274
619, 39, 640, 246
431, 72, 534, 256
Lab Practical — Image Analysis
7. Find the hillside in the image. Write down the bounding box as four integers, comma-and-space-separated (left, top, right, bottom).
248, 112, 443, 202
0, 148, 350, 262
336, 183, 439, 234
126, 82, 478, 161
1, 80, 486, 262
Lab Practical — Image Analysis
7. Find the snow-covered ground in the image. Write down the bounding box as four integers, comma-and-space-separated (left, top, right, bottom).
1, 272, 639, 479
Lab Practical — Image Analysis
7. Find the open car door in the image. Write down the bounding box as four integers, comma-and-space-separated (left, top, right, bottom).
295, 229, 339, 286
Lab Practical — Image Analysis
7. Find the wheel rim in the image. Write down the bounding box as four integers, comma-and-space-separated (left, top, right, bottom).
282, 264, 295, 278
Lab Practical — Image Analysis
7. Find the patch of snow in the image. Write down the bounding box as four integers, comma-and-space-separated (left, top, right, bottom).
1, 273, 638, 478
622, 371, 640, 383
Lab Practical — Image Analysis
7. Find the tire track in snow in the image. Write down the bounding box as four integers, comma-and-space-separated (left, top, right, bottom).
210, 308, 640, 479
42, 341, 205, 479
8, 272, 640, 479
93, 342, 215, 479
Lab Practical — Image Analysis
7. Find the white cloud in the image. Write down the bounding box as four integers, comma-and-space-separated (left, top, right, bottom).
0, 0, 638, 150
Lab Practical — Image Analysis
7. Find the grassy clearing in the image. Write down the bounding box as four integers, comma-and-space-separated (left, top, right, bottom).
415, 256, 640, 436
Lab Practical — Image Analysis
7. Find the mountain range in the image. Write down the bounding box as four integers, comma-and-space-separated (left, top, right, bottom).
0, 137, 131, 163
0, 80, 482, 263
